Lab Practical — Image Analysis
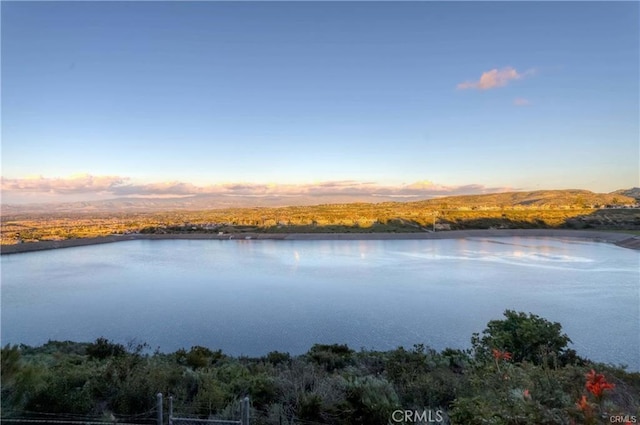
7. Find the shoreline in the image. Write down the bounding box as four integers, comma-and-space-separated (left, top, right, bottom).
2, 229, 639, 255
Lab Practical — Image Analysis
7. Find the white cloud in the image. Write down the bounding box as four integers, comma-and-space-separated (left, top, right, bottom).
513, 97, 531, 106
1, 174, 128, 194
457, 67, 534, 90
1, 174, 512, 203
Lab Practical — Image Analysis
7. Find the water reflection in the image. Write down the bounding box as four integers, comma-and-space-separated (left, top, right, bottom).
1, 237, 638, 370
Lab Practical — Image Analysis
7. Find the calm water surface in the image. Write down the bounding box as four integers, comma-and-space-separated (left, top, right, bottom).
2, 237, 638, 369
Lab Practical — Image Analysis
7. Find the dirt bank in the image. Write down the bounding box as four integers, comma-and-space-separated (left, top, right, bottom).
1, 229, 638, 255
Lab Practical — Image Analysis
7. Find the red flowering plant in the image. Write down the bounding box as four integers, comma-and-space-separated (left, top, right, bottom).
492, 348, 512, 361
576, 395, 596, 424
576, 394, 591, 412
491, 348, 512, 373
574, 369, 616, 423
585, 369, 615, 401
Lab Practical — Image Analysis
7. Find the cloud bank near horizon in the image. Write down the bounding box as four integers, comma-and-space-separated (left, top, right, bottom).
1, 174, 513, 204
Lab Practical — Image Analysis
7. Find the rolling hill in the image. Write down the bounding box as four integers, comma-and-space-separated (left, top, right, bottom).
1, 189, 636, 216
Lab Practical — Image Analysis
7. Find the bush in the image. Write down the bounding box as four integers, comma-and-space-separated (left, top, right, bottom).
192, 373, 230, 415
263, 351, 291, 366
472, 310, 573, 366
176, 346, 225, 370
343, 376, 400, 425
86, 337, 125, 360
307, 344, 354, 372
4, 312, 638, 424
24, 363, 93, 414
1, 344, 22, 383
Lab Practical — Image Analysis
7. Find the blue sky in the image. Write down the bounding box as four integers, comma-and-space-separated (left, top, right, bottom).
2, 1, 638, 204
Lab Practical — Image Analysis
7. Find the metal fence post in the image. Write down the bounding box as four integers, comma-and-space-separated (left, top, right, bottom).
241, 396, 250, 425
169, 395, 173, 425
157, 393, 163, 425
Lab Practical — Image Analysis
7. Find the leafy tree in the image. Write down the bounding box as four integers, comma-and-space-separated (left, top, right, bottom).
307, 344, 354, 372
472, 310, 573, 366
263, 350, 291, 366
86, 337, 125, 360
181, 346, 225, 370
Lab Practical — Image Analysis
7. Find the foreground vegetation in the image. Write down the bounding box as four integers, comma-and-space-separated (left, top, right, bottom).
2, 311, 639, 424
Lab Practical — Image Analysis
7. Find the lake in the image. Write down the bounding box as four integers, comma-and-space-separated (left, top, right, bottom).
1, 237, 638, 370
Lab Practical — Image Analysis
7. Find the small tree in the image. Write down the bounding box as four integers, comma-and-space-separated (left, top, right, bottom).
178, 346, 224, 370
1, 344, 22, 383
86, 337, 125, 360
307, 343, 354, 372
472, 310, 573, 366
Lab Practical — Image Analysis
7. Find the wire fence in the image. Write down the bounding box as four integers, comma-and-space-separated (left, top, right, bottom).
2, 394, 250, 425
167, 395, 248, 425
0, 419, 150, 425
171, 419, 240, 425
1, 404, 157, 425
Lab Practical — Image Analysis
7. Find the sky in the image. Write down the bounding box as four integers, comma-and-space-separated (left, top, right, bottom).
1, 1, 639, 205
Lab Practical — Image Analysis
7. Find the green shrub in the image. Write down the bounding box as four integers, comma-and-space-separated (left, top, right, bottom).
3, 311, 638, 424
298, 393, 324, 421
86, 337, 125, 360
307, 343, 355, 372
193, 374, 230, 415
24, 363, 93, 414
176, 346, 225, 370
1, 344, 22, 383
472, 310, 573, 366
263, 351, 291, 366
343, 376, 400, 425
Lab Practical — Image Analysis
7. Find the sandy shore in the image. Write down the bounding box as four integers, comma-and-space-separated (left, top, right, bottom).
1, 229, 639, 255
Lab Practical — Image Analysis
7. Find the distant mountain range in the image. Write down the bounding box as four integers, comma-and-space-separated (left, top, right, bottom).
1, 193, 396, 215
1, 188, 637, 216
613, 187, 640, 200
412, 189, 639, 208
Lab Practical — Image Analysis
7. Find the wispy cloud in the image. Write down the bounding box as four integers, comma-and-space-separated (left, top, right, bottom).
513, 97, 531, 106
1, 174, 129, 194
457, 67, 534, 90
1, 174, 512, 204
